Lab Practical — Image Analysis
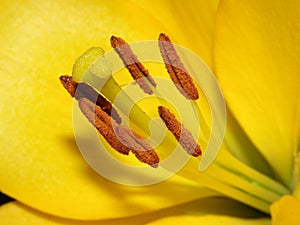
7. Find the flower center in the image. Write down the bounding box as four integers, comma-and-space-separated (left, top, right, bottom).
60, 34, 202, 167
59, 34, 290, 214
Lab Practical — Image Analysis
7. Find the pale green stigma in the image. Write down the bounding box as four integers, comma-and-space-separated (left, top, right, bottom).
72, 47, 111, 81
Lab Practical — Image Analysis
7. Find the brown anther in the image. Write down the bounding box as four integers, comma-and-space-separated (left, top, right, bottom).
110, 36, 156, 94
78, 98, 130, 155
131, 149, 159, 168
116, 126, 159, 167
59, 75, 121, 124
79, 98, 160, 167
158, 33, 199, 100
158, 106, 202, 157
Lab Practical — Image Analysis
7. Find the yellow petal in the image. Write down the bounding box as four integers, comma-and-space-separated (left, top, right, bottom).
270, 195, 300, 225
0, 198, 268, 225
147, 215, 269, 225
0, 0, 219, 220
0, 201, 182, 225
224, 111, 274, 177
146, 197, 270, 225
1, 202, 99, 225
131, 0, 220, 67
214, 0, 300, 186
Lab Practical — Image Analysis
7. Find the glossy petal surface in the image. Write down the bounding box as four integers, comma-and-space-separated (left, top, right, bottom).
147, 215, 269, 225
214, 0, 300, 186
131, 0, 220, 67
0, 198, 266, 225
271, 195, 300, 225
0, 0, 219, 219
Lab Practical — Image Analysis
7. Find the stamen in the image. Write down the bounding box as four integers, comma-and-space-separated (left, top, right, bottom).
116, 126, 159, 168
79, 98, 159, 167
110, 36, 156, 94
78, 98, 130, 155
59, 75, 121, 124
61, 34, 202, 167
158, 106, 202, 157
158, 33, 199, 100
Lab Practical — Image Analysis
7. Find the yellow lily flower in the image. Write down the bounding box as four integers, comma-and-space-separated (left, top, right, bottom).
0, 0, 299, 225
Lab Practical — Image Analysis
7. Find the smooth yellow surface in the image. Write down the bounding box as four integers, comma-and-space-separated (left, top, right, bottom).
0, 198, 268, 225
1, 0, 292, 224
214, 0, 300, 187
0, 0, 220, 220
271, 195, 300, 225
147, 215, 269, 225
132, 0, 220, 67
